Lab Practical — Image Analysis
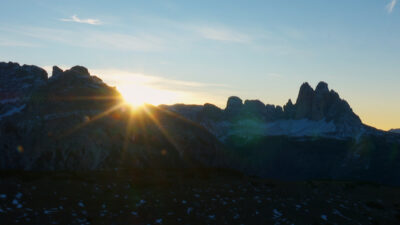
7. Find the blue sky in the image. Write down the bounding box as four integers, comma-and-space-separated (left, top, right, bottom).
0, 0, 399, 130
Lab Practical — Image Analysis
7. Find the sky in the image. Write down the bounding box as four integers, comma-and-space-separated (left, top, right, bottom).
0, 0, 399, 130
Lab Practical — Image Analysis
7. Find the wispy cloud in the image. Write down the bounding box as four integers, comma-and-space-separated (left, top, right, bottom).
1, 26, 167, 52
60, 15, 102, 25
194, 26, 251, 43
90, 69, 229, 92
91, 69, 232, 106
0, 39, 38, 47
386, 0, 397, 13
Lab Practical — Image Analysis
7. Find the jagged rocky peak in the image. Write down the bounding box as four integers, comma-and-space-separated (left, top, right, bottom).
225, 96, 243, 112
67, 65, 90, 76
0, 62, 48, 82
0, 62, 48, 106
50, 65, 91, 81
283, 99, 296, 118
292, 81, 361, 125
51, 66, 63, 77
315, 81, 329, 94
295, 82, 315, 119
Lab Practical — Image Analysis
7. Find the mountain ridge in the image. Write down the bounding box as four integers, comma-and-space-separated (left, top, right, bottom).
1, 61, 400, 186
0, 62, 225, 170
161, 81, 379, 140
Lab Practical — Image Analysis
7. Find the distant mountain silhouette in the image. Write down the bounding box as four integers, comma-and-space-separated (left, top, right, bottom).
390, 129, 400, 134
162, 81, 372, 139
1, 62, 400, 185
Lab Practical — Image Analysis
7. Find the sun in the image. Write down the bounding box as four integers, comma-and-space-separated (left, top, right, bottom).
117, 83, 179, 107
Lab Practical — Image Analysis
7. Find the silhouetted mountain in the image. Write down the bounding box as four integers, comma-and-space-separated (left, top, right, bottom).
161, 81, 400, 185
0, 62, 224, 170
1, 62, 400, 186
163, 81, 368, 139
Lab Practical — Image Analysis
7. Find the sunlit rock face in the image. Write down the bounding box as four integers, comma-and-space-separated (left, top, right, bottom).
0, 62, 224, 170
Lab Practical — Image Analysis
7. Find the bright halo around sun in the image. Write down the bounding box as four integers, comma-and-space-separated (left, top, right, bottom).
118, 83, 179, 107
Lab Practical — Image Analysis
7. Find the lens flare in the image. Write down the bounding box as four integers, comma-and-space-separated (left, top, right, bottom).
17, 145, 24, 153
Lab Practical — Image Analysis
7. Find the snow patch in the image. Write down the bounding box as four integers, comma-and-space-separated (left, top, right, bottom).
0, 104, 26, 119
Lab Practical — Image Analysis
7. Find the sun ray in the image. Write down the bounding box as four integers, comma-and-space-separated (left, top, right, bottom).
122, 107, 135, 156
59, 102, 126, 139
142, 105, 183, 155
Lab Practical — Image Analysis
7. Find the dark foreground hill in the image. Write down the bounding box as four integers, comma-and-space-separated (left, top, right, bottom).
0, 62, 224, 170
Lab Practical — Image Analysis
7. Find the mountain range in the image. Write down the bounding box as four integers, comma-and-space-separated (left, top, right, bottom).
1, 62, 400, 185
161, 81, 373, 139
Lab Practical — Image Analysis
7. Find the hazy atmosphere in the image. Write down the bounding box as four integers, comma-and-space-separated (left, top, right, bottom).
1, 0, 400, 130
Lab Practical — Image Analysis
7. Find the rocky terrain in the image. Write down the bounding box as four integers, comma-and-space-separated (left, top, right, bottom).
1, 169, 400, 225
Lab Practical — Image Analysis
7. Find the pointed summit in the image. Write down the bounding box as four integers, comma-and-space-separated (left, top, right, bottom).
52, 66, 63, 78
295, 82, 315, 119
226, 96, 243, 110
283, 99, 296, 118
315, 81, 329, 94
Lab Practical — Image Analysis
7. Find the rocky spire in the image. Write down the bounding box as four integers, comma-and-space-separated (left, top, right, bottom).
295, 82, 315, 119
283, 99, 296, 118
225, 96, 243, 114
315, 81, 329, 94
52, 66, 63, 78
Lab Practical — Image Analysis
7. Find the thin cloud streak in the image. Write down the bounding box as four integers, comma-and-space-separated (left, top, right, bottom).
2, 26, 166, 52
386, 0, 397, 13
0, 39, 39, 47
60, 15, 102, 25
91, 69, 230, 91
91, 68, 233, 106
193, 26, 251, 43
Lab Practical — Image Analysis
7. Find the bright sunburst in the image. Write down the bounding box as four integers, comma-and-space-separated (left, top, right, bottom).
118, 83, 179, 107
